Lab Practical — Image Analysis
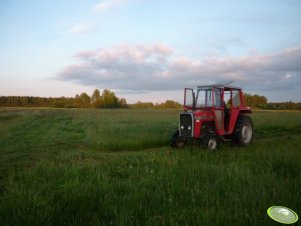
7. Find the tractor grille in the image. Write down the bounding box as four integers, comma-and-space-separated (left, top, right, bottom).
179, 113, 193, 138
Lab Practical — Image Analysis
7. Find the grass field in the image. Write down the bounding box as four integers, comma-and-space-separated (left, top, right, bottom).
0, 108, 300, 225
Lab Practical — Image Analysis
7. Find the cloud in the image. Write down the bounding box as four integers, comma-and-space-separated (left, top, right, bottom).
69, 0, 129, 36
94, 0, 127, 11
69, 22, 95, 35
56, 43, 301, 92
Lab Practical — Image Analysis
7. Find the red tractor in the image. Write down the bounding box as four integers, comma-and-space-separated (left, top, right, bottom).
171, 84, 254, 150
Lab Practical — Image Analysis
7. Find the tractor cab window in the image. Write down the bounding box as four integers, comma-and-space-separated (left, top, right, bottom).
223, 89, 241, 108
196, 88, 213, 108
232, 90, 241, 107
214, 88, 222, 107
196, 87, 222, 108
224, 91, 231, 108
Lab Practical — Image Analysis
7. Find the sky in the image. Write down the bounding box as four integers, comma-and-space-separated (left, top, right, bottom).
0, 0, 301, 103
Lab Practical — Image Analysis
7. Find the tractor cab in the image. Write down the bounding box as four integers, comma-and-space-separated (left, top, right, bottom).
172, 84, 253, 150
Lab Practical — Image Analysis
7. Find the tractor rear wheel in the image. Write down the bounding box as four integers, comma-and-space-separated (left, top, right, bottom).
171, 130, 186, 148
232, 115, 254, 146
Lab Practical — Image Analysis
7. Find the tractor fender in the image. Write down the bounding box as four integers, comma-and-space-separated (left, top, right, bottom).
228, 109, 252, 134
239, 109, 252, 114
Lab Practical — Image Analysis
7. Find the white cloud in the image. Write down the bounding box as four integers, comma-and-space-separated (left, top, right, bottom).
94, 0, 127, 11
69, 22, 95, 35
56, 43, 301, 93
68, 0, 129, 36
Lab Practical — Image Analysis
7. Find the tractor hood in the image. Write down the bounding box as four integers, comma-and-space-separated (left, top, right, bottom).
193, 110, 215, 121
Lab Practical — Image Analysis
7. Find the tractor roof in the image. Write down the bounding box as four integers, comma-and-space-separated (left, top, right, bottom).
197, 84, 242, 90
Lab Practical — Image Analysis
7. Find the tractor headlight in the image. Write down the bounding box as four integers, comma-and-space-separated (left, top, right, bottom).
180, 125, 184, 130
188, 126, 191, 130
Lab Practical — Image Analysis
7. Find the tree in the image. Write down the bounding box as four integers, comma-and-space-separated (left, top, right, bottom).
131, 101, 154, 109
243, 93, 267, 109
101, 89, 119, 108
164, 100, 182, 109
52, 97, 66, 108
91, 89, 102, 108
79, 93, 91, 108
74, 95, 81, 108
118, 98, 128, 108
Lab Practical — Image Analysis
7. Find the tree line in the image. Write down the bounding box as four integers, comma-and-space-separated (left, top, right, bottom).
243, 94, 268, 109
266, 102, 301, 110
0, 89, 128, 109
0, 96, 75, 108
74, 89, 128, 108
130, 100, 182, 109
243, 93, 301, 110
0, 89, 181, 109
0, 91, 300, 110
72, 90, 182, 109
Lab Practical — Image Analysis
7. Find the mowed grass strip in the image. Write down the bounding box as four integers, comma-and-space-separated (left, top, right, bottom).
0, 109, 178, 171
0, 108, 300, 225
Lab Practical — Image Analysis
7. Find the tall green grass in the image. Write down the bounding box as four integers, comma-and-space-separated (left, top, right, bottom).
0, 108, 300, 225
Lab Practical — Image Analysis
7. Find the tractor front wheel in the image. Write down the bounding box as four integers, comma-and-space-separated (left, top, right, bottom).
171, 130, 186, 148
203, 134, 218, 151
232, 115, 254, 146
